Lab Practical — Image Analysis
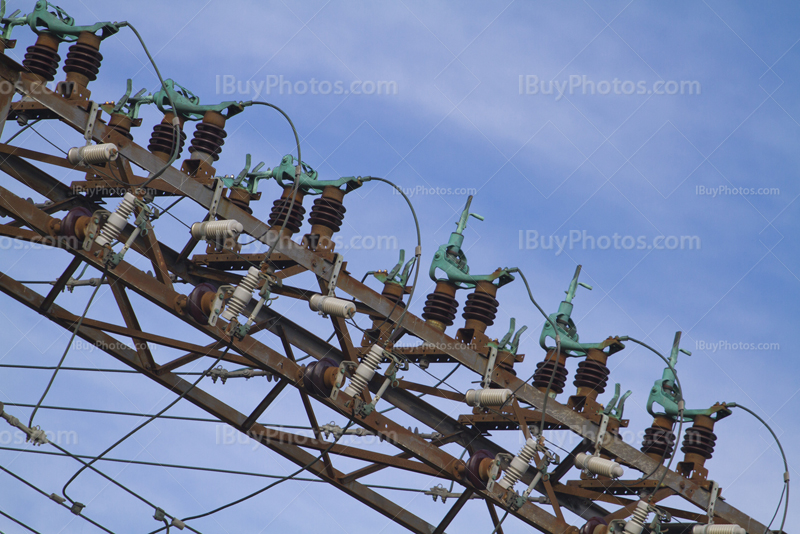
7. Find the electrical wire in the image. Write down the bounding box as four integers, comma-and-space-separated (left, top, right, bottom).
503, 268, 561, 432
614, 336, 685, 488
0, 446, 437, 496
2, 118, 40, 144
29, 267, 107, 427
727, 403, 789, 534
61, 338, 235, 503
237, 100, 302, 251
4, 402, 312, 429
360, 176, 423, 342
118, 22, 181, 189
0, 464, 115, 533
0, 509, 40, 534
144, 419, 358, 533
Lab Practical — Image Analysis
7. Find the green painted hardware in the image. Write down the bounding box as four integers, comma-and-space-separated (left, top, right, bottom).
488, 317, 527, 356
101, 79, 154, 120
539, 265, 623, 355
642, 331, 731, 422
602, 383, 632, 421
0, 1, 26, 42
249, 154, 369, 195
19, 1, 122, 42
364, 249, 415, 289
152, 79, 251, 121
429, 195, 515, 289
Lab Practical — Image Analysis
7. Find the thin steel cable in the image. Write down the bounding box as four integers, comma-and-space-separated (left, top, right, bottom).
144, 419, 358, 533
728, 403, 789, 534
0, 509, 40, 534
0, 445, 431, 495
61, 340, 234, 502
29, 268, 107, 427
0, 464, 115, 533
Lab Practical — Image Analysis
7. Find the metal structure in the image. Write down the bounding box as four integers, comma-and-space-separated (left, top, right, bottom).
0, 3, 787, 533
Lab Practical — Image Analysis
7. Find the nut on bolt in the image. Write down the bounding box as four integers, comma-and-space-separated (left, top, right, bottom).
173, 294, 188, 315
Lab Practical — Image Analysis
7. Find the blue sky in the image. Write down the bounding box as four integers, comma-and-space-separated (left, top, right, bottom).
0, 0, 797, 532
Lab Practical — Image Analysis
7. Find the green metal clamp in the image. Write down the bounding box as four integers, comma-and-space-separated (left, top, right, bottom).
641, 331, 731, 422
364, 249, 416, 288
152, 79, 251, 121
223, 154, 369, 196
487, 317, 527, 356
20, 1, 122, 42
100, 79, 154, 120
0, 1, 26, 43
602, 383, 632, 421
538, 265, 624, 355
428, 195, 515, 289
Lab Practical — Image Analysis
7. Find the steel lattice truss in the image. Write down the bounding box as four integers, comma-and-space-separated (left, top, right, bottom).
0, 24, 775, 534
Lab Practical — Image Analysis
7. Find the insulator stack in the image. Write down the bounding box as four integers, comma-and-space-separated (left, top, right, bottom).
462, 280, 498, 333
62, 32, 102, 88
623, 500, 650, 534
188, 111, 227, 163
532, 348, 568, 395
186, 282, 217, 324
580, 517, 608, 534
498, 437, 539, 489
148, 112, 186, 161
220, 266, 260, 322
678, 414, 717, 479
422, 281, 459, 332
308, 294, 356, 319
227, 188, 253, 214
343, 344, 383, 398
95, 192, 136, 247
692, 526, 746, 534
58, 207, 92, 241
465, 388, 512, 407
573, 348, 610, 399
308, 186, 346, 250
575, 453, 624, 478
641, 415, 676, 461
465, 449, 496, 490
303, 357, 339, 397
369, 283, 405, 321
22, 33, 61, 82
108, 113, 134, 140
361, 282, 405, 347
268, 186, 305, 237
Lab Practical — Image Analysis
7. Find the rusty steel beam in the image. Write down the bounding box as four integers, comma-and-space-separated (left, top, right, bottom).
432, 488, 474, 534
0, 184, 579, 534
40, 255, 83, 313
0, 271, 438, 534
242, 380, 289, 431
0, 173, 606, 527
0, 51, 762, 529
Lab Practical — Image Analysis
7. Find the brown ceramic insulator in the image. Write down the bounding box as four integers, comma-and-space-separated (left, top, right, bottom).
227, 188, 253, 214
641, 415, 676, 460
681, 415, 717, 460
189, 123, 226, 161
369, 283, 405, 322
108, 113, 133, 140
268, 186, 305, 236
422, 281, 459, 331
462, 280, 498, 333
573, 358, 610, 397
188, 111, 227, 163
22, 34, 60, 81
148, 113, 186, 161
308, 186, 346, 239
63, 32, 102, 85
532, 349, 568, 394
